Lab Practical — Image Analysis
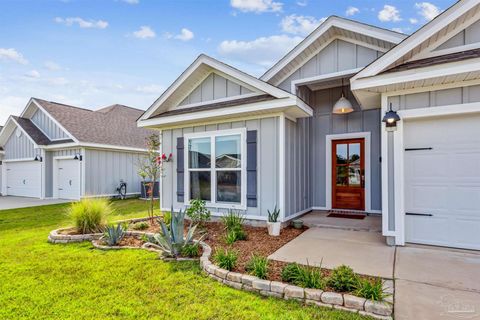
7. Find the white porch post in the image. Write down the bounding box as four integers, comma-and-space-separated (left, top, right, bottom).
279, 114, 286, 222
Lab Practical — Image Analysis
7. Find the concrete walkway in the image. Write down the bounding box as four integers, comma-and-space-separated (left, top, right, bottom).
0, 196, 70, 210
269, 227, 480, 319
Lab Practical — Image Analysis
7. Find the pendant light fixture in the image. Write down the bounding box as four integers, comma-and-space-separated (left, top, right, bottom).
332, 78, 354, 114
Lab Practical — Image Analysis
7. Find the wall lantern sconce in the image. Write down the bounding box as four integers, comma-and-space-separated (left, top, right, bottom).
74, 153, 83, 161
382, 103, 401, 131
332, 78, 354, 115
34, 155, 43, 162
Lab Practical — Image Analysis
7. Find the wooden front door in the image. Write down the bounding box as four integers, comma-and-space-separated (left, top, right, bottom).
332, 138, 365, 211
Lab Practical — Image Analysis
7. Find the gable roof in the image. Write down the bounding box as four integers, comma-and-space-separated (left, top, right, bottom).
12, 116, 73, 146
26, 99, 151, 150
352, 0, 480, 81
139, 54, 303, 122
260, 16, 406, 86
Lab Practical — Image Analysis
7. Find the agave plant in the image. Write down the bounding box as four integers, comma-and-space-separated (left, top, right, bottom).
103, 223, 125, 246
153, 207, 201, 257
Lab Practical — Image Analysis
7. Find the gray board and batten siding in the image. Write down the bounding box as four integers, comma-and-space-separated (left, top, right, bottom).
284, 85, 382, 217
278, 39, 384, 92
31, 109, 69, 140
435, 19, 480, 51
3, 130, 37, 160
160, 117, 279, 219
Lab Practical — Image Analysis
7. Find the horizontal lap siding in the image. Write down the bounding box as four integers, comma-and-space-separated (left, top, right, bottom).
84, 149, 145, 196
161, 117, 279, 218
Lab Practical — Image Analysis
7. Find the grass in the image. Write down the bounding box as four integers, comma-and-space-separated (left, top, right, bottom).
0, 199, 369, 320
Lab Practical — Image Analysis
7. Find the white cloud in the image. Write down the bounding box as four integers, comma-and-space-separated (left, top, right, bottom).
230, 0, 282, 13
25, 70, 40, 79
415, 2, 441, 21
409, 18, 419, 24
0, 48, 28, 64
280, 14, 325, 36
133, 26, 156, 39
345, 6, 360, 17
44, 61, 61, 71
122, 0, 139, 4
296, 0, 307, 7
54, 17, 108, 29
392, 27, 405, 34
218, 34, 302, 68
0, 96, 26, 125
135, 84, 165, 94
165, 28, 194, 41
378, 5, 401, 22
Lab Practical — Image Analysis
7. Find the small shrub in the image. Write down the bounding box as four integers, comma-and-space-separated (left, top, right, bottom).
281, 263, 302, 283
328, 265, 358, 292
221, 210, 245, 232
181, 243, 200, 257
355, 278, 386, 301
267, 205, 280, 223
69, 198, 112, 234
225, 230, 238, 245
131, 221, 149, 230
140, 234, 150, 242
103, 224, 125, 246
186, 199, 211, 226
295, 263, 325, 289
246, 254, 269, 279
162, 210, 172, 226
214, 248, 238, 271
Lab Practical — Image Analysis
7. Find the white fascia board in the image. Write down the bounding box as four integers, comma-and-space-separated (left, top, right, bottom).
0, 117, 16, 146
139, 54, 293, 122
139, 98, 312, 129
351, 57, 480, 92
30, 99, 79, 143
261, 16, 405, 82
352, 0, 477, 81
43, 142, 147, 153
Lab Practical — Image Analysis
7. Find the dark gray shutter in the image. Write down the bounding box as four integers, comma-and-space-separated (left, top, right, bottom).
246, 130, 257, 207
176, 137, 185, 202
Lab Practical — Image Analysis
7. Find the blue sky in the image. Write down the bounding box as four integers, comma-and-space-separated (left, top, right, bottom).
0, 0, 455, 125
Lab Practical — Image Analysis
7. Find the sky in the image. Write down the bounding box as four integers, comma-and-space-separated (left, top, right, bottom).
0, 0, 456, 125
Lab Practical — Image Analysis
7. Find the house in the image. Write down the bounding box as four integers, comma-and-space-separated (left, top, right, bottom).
0, 98, 151, 200
138, 0, 480, 251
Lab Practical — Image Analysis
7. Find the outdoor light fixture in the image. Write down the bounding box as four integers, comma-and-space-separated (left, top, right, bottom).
74, 153, 83, 161
34, 155, 43, 162
382, 103, 401, 130
332, 78, 354, 114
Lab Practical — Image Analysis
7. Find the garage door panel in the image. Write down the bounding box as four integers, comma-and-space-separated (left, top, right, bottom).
404, 114, 480, 250
6, 161, 41, 198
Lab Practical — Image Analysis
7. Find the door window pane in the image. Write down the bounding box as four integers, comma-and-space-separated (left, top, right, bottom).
349, 143, 360, 164
216, 171, 241, 203
190, 171, 211, 201
215, 135, 241, 168
336, 144, 348, 164
189, 137, 211, 169
336, 166, 348, 186
348, 165, 361, 186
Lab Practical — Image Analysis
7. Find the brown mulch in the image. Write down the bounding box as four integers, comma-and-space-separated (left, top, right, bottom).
119, 236, 146, 247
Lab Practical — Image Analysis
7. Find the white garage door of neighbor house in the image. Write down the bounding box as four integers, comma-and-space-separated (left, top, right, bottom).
404, 113, 480, 250
6, 161, 42, 198
56, 159, 80, 200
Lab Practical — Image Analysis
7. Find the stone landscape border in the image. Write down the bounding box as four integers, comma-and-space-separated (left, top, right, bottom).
198, 242, 394, 320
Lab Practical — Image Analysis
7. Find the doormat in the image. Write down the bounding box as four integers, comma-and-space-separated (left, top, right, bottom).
327, 210, 366, 220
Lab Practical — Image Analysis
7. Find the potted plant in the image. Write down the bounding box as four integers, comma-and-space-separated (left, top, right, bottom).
267, 205, 281, 236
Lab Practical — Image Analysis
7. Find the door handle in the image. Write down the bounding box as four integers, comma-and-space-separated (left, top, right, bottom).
69, 180, 72, 186
58, 188, 63, 191
23, 179, 26, 185
406, 212, 433, 217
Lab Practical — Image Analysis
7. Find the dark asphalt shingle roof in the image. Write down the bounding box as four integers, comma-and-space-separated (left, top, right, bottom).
383, 48, 480, 73
34, 99, 152, 149
13, 116, 74, 146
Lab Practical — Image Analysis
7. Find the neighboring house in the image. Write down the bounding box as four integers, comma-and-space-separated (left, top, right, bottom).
0, 98, 151, 200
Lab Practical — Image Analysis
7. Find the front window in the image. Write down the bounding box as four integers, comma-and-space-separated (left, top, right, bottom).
186, 129, 245, 208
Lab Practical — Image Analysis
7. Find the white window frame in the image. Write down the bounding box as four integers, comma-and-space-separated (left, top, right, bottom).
184, 128, 247, 210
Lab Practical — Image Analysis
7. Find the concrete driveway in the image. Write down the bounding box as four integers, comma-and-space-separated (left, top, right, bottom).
269, 227, 480, 319
0, 196, 70, 210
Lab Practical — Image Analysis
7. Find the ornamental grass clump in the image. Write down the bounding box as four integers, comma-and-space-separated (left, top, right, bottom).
328, 265, 358, 292
246, 254, 269, 279
281, 263, 302, 283
221, 210, 247, 243
181, 243, 200, 257
281, 261, 325, 289
355, 278, 387, 301
214, 248, 238, 271
69, 198, 112, 234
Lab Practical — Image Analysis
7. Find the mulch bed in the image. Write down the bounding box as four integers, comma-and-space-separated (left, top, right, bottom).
118, 236, 146, 247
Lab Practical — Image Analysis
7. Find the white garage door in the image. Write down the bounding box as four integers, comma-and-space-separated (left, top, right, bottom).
5, 161, 42, 198
404, 113, 480, 250
56, 159, 80, 200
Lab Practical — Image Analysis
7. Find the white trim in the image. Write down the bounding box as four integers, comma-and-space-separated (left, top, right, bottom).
175, 92, 262, 111
2, 158, 39, 163
283, 207, 311, 222
80, 148, 86, 198
42, 142, 147, 153
9, 117, 39, 149
1, 160, 6, 195
261, 16, 405, 82
40, 149, 46, 199
325, 132, 371, 212
183, 128, 247, 210
414, 42, 480, 61
158, 130, 163, 214
398, 101, 480, 119
291, 68, 363, 94
380, 95, 391, 238
82, 192, 140, 199
278, 114, 286, 222
53, 156, 82, 200
138, 97, 313, 129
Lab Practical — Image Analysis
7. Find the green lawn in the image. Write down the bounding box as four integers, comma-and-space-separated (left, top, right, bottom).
0, 199, 369, 320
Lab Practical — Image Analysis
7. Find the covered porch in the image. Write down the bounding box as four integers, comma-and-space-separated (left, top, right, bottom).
300, 210, 382, 232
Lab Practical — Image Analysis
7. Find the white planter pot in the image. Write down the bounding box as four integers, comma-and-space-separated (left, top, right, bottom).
267, 222, 281, 236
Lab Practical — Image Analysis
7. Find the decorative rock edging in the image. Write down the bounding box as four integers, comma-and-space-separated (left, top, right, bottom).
198, 241, 394, 320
